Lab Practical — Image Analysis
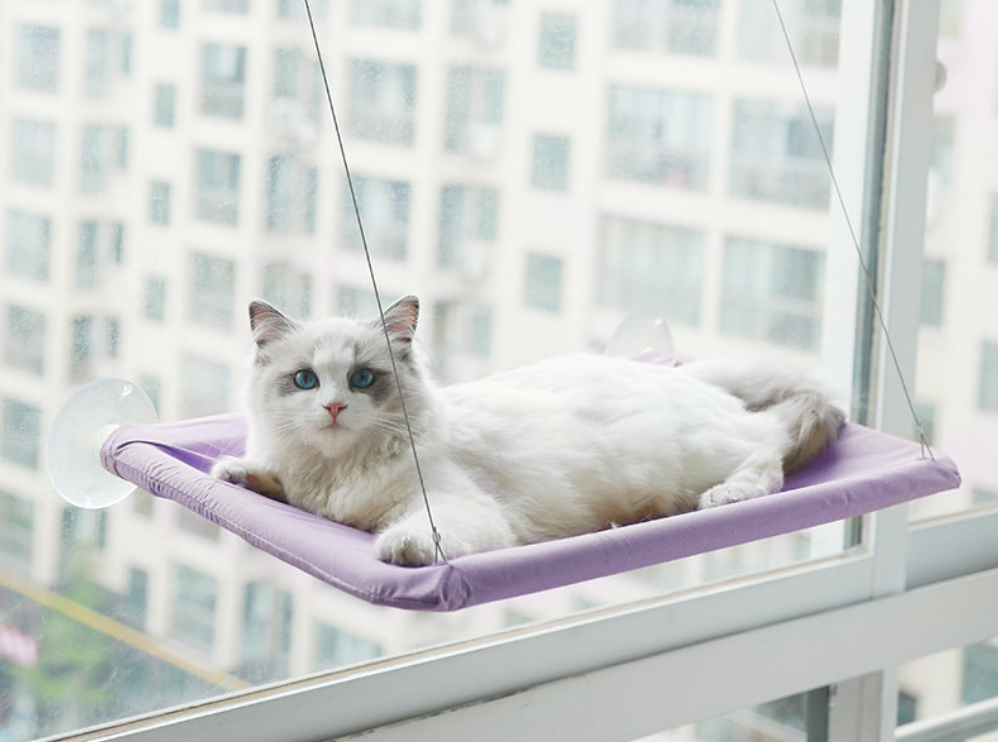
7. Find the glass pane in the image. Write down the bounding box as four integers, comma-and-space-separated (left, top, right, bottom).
907, 0, 998, 521
0, 0, 871, 737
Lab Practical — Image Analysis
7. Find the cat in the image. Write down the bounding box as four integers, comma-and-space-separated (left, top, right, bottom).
211, 296, 845, 567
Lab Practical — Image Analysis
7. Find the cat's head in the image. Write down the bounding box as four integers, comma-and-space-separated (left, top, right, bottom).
243, 296, 428, 459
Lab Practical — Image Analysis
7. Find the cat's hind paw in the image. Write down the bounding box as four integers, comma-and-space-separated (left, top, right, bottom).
374, 527, 440, 567
698, 482, 769, 509
211, 457, 286, 501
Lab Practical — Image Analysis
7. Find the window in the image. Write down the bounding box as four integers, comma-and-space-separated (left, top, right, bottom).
122, 567, 150, 629
607, 86, 712, 189
145, 277, 168, 322
9, 118, 56, 187
612, 0, 720, 57
76, 221, 100, 289
524, 254, 563, 312
149, 181, 172, 225
159, 0, 180, 28
85, 28, 110, 99
737, 0, 840, 67
70, 315, 95, 382
1, 399, 41, 469
962, 642, 998, 705
242, 582, 293, 677
5, 211, 51, 281
439, 184, 499, 275
154, 83, 177, 127
721, 237, 825, 351
171, 564, 218, 654
353, 0, 422, 29
314, 622, 381, 671
980, 341, 998, 413
267, 155, 318, 234
196, 149, 241, 225
201, 43, 247, 118
538, 13, 577, 70
342, 174, 410, 260
444, 66, 505, 154
188, 252, 235, 330
262, 263, 312, 319
15, 24, 60, 92
5, 306, 45, 375
0, 491, 34, 576
349, 60, 417, 145
730, 99, 834, 209
530, 134, 570, 190
598, 216, 704, 326
180, 355, 231, 418
920, 259, 946, 326
81, 124, 111, 193
203, 0, 250, 13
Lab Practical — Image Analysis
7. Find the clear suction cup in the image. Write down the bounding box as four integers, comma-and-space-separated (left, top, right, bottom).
605, 314, 675, 357
46, 378, 157, 509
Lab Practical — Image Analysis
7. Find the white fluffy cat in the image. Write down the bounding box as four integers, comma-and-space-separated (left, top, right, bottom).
211, 296, 845, 567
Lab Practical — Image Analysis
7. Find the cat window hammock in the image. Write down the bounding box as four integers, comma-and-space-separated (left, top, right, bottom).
45, 0, 962, 612
96, 408, 959, 611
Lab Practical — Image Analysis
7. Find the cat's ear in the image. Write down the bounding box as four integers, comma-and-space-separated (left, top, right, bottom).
382, 295, 419, 345
249, 300, 299, 351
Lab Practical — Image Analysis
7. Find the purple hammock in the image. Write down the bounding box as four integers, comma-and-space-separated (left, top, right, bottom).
100, 413, 960, 611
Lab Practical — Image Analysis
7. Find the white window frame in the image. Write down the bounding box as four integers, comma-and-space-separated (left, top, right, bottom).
55, 4, 998, 742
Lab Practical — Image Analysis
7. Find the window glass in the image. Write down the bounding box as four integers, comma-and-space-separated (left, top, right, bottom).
908, 0, 998, 521
0, 1, 878, 737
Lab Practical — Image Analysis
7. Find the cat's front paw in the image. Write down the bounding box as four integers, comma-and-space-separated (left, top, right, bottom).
374, 527, 440, 567
211, 457, 286, 501
698, 482, 768, 509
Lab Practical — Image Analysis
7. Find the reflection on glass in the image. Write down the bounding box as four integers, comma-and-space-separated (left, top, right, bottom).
0, 1, 859, 738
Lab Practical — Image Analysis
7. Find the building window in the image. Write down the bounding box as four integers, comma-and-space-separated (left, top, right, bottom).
444, 66, 505, 154
70, 315, 95, 382
314, 622, 381, 671
353, 0, 422, 29
85, 29, 111, 99
273, 48, 301, 99
5, 211, 51, 282
195, 149, 241, 225
5, 306, 45, 375
76, 222, 101, 289
538, 13, 577, 70
611, 0, 719, 57
141, 377, 163, 416
81, 124, 116, 193
9, 118, 56, 188
524, 254, 563, 313
149, 181, 172, 225
278, 0, 329, 19
607, 86, 712, 190
188, 251, 235, 330
0, 491, 34, 576
598, 216, 704, 326
980, 341, 998, 413
737, 0, 840, 67
267, 155, 318, 234
160, 0, 181, 28
154, 83, 176, 127
145, 278, 168, 322
242, 582, 293, 675
1, 399, 41, 470
171, 564, 218, 655
349, 60, 417, 145
920, 259, 946, 327
432, 301, 493, 374
201, 43, 247, 119
439, 185, 498, 276
988, 193, 998, 265
263, 263, 312, 320
963, 642, 998, 705
15, 24, 60, 92
180, 355, 231, 418
730, 99, 834, 209
203, 0, 250, 13
122, 567, 150, 629
342, 175, 410, 260
531, 134, 570, 190
720, 237, 825, 352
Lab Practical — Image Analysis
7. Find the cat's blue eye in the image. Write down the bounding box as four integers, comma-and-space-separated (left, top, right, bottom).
350, 368, 376, 389
293, 369, 319, 390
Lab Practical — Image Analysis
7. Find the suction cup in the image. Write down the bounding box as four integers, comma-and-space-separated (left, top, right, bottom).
46, 378, 157, 509
605, 314, 675, 357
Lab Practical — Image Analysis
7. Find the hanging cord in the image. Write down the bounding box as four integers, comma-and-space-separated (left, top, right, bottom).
770, 0, 933, 460
303, 0, 447, 562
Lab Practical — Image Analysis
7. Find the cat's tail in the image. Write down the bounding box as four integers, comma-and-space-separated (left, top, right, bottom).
683, 358, 846, 473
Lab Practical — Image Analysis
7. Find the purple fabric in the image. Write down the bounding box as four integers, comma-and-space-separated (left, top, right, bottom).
101, 415, 960, 611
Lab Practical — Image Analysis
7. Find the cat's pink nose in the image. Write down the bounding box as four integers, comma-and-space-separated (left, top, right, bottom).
324, 402, 347, 423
